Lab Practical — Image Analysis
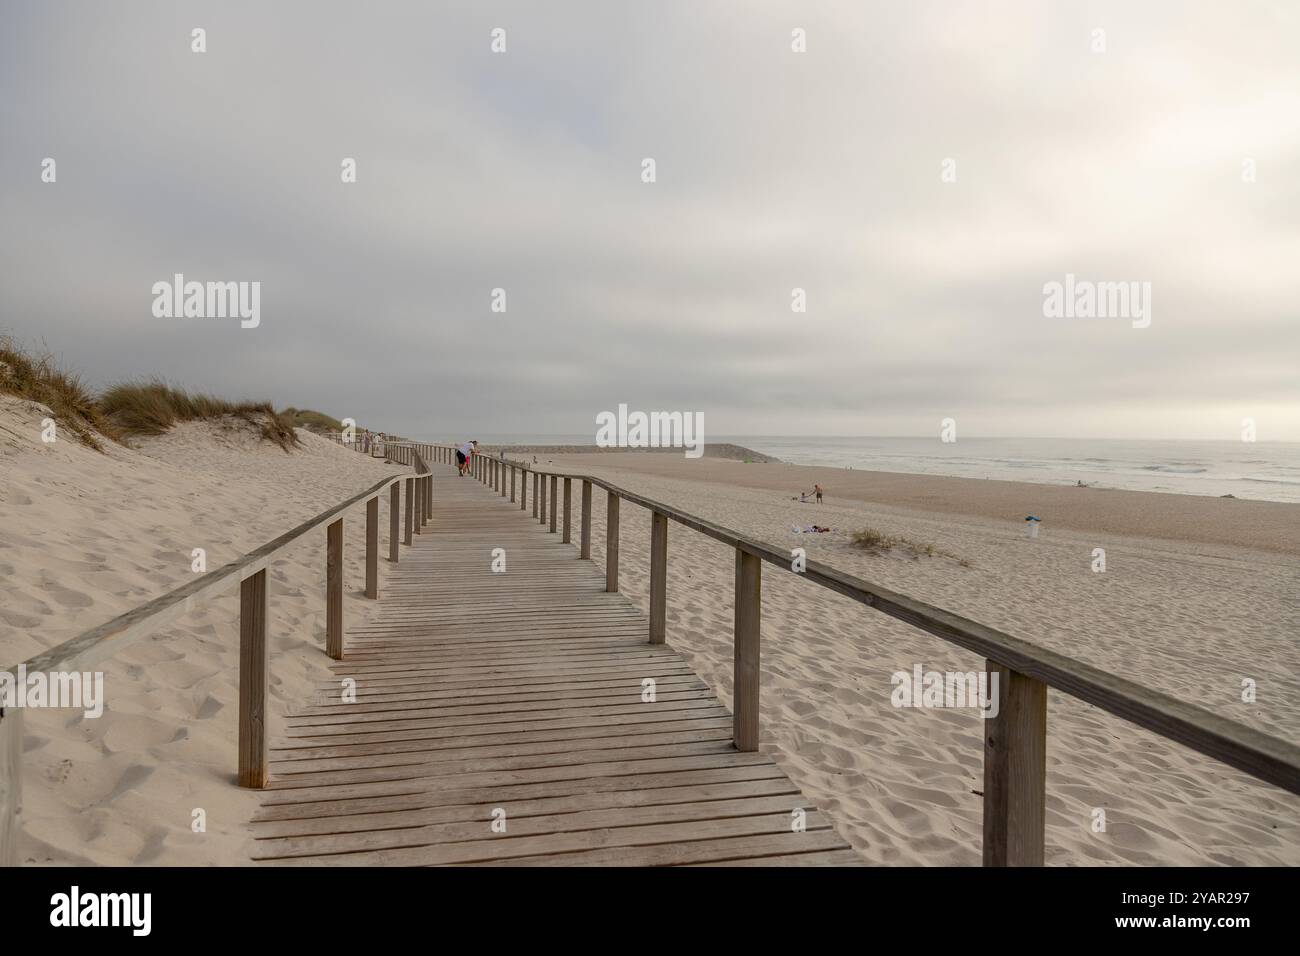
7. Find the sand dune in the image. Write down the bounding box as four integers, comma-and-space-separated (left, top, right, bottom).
1, 396, 396, 865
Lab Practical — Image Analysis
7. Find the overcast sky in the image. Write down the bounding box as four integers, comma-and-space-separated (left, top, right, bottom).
2, 1, 1297, 441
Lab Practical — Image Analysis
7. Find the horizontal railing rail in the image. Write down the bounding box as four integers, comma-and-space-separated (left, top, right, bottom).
414, 441, 1300, 867
0, 452, 436, 866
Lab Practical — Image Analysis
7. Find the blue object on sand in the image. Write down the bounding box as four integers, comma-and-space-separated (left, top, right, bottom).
1025, 515, 1041, 522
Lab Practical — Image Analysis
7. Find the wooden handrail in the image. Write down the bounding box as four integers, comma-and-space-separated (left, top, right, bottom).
399, 442, 1300, 866
14, 470, 408, 676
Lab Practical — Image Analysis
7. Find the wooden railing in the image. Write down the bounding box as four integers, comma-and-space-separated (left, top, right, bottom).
414, 442, 1300, 867
325, 430, 388, 458
0, 451, 435, 866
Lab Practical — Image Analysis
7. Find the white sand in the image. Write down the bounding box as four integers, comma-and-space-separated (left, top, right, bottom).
539, 453, 1300, 865
1, 396, 397, 864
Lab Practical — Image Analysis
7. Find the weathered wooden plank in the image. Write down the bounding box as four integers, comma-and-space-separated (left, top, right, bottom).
253, 794, 814, 858
482, 829, 852, 868
239, 569, 269, 788
388, 482, 400, 563
983, 661, 1047, 866
0, 707, 22, 866
252, 776, 799, 837
734, 547, 761, 752
606, 491, 619, 592
365, 496, 379, 599
649, 510, 667, 645
580, 479, 592, 559
257, 811, 834, 865
325, 519, 344, 660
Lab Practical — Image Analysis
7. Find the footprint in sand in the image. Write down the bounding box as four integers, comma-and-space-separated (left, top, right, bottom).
41, 580, 94, 608
0, 608, 44, 628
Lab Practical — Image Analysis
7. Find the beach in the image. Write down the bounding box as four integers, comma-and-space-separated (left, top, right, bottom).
4, 414, 1298, 865
519, 450, 1300, 865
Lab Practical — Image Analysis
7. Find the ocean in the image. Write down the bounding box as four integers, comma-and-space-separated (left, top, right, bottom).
439, 434, 1300, 504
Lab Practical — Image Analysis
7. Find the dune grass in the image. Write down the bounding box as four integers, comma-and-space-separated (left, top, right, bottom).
1, 338, 305, 451
0, 337, 118, 449
283, 407, 345, 434
99, 381, 299, 450
851, 526, 971, 566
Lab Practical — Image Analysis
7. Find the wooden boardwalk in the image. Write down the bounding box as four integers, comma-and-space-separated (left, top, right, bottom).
250, 462, 861, 865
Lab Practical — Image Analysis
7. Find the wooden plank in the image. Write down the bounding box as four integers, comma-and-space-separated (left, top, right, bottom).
562, 477, 572, 543
649, 511, 667, 645
253, 794, 812, 858
253, 763, 790, 823
484, 830, 852, 867
606, 491, 619, 592
0, 707, 21, 866
734, 547, 760, 752
253, 776, 798, 838
403, 477, 414, 546
325, 519, 343, 660
413, 474, 424, 535
239, 569, 269, 788
549, 475, 558, 533
257, 811, 834, 865
388, 482, 400, 563
581, 479, 592, 559
365, 496, 379, 599
983, 661, 1047, 866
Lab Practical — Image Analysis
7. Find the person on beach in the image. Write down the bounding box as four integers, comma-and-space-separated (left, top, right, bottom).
814, 483, 823, 504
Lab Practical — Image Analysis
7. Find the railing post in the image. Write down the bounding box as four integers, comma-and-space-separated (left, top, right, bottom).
650, 511, 667, 644
414, 473, 425, 535
521, 469, 527, 510
538, 473, 546, 524
389, 481, 400, 562
404, 477, 414, 545
734, 547, 761, 751
605, 492, 619, 592
0, 706, 23, 866
500, 462, 507, 498
424, 475, 432, 526
510, 466, 516, 503
562, 477, 572, 543
238, 568, 268, 787
365, 496, 379, 599
326, 518, 344, 660
580, 480, 592, 558
983, 662, 1047, 867
532, 472, 539, 517
549, 475, 558, 532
